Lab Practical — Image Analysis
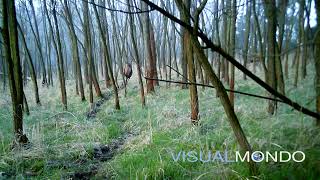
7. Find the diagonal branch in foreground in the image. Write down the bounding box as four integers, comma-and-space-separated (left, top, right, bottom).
141, 0, 320, 120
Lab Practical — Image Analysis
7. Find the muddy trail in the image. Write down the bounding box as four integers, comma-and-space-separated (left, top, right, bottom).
1, 85, 136, 179
68, 84, 135, 179
86, 84, 126, 119
0, 84, 136, 179
68, 132, 135, 179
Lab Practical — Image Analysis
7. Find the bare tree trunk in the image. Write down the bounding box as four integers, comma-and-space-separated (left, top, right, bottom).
107, 0, 128, 92
92, 0, 120, 109
173, 42, 179, 78
242, 0, 251, 80
160, 3, 169, 87
63, 0, 85, 101
300, 0, 307, 80
23, 91, 30, 116
2, 0, 28, 143
252, 31, 258, 73
150, 25, 159, 86
179, 0, 189, 89
253, 0, 267, 78
263, 0, 277, 115
191, 32, 258, 175
43, 12, 53, 87
275, 0, 287, 95
175, 0, 200, 124
26, 0, 48, 86
83, 0, 94, 108
315, 0, 320, 126
142, 1, 156, 93
98, 0, 111, 88
17, 23, 41, 105
1, 51, 6, 91
50, 0, 68, 110
222, 0, 229, 83
284, 17, 294, 79
213, 0, 221, 80
170, 4, 179, 78
127, 0, 146, 106
294, 0, 305, 87
186, 33, 199, 124
83, 0, 102, 101
275, 44, 285, 95
229, 0, 236, 107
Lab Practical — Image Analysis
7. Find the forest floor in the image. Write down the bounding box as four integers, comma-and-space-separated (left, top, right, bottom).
0, 64, 320, 179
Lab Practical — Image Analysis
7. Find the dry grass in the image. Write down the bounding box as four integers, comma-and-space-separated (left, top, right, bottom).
0, 63, 319, 179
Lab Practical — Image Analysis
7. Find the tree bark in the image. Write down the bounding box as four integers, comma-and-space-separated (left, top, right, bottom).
294, 0, 305, 87
175, 0, 200, 124
315, 0, 320, 126
242, 0, 251, 80
300, 0, 307, 80
63, 0, 86, 101
263, 0, 277, 115
191, 32, 258, 176
50, 0, 68, 110
229, 0, 236, 107
26, 0, 48, 86
17, 23, 41, 105
252, 0, 267, 78
142, 1, 156, 93
127, 0, 146, 106
2, 0, 28, 143
92, 0, 120, 109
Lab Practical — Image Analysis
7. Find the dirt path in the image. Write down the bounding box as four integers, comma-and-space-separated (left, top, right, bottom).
86, 84, 126, 119
69, 132, 135, 179
71, 85, 136, 179
86, 92, 112, 119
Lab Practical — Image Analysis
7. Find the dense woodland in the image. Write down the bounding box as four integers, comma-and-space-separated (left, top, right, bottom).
0, 0, 320, 179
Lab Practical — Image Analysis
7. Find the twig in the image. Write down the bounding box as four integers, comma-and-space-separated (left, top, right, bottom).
144, 77, 284, 103
80, 0, 155, 14
166, 65, 188, 81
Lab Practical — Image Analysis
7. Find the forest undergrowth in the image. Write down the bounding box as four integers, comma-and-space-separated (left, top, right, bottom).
0, 64, 319, 179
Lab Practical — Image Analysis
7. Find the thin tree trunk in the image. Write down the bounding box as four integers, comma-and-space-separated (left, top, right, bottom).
263, 0, 277, 115
284, 18, 294, 79
186, 33, 199, 124
242, 0, 251, 80
294, 0, 305, 87
26, 0, 48, 86
179, 0, 189, 89
253, 0, 267, 78
17, 23, 41, 105
191, 33, 258, 175
63, 0, 85, 101
300, 0, 307, 79
275, 0, 287, 93
50, 0, 68, 110
92, 0, 120, 109
229, 0, 236, 107
142, 1, 156, 93
23, 91, 30, 116
314, 0, 320, 126
127, 0, 145, 106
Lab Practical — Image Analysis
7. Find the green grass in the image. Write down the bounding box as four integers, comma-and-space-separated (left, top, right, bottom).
0, 65, 320, 179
